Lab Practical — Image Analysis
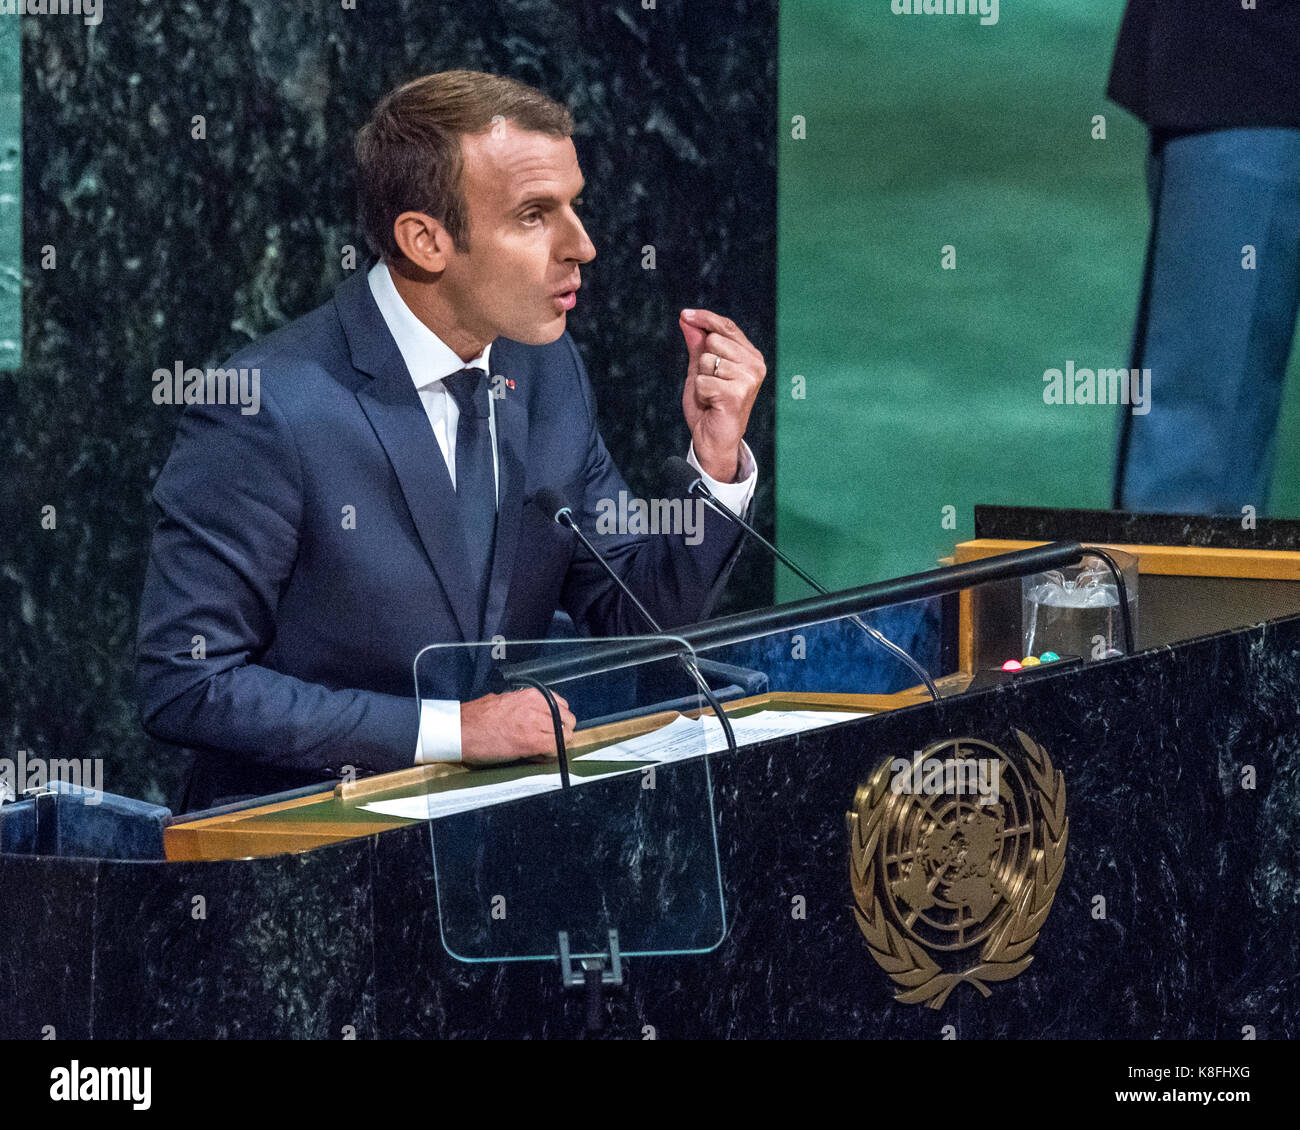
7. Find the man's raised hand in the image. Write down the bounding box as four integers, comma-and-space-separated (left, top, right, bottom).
679, 308, 766, 483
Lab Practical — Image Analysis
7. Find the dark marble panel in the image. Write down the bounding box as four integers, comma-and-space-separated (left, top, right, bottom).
90, 842, 376, 1039
0, 854, 98, 1040
975, 504, 1300, 550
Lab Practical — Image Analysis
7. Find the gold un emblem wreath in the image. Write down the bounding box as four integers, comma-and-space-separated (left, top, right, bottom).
847, 730, 1067, 1009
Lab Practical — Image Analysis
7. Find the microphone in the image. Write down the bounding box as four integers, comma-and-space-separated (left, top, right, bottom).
532, 487, 737, 752
661, 456, 940, 701
534, 488, 661, 634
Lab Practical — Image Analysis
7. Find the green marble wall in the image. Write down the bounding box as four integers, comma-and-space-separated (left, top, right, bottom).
778, 1, 1150, 596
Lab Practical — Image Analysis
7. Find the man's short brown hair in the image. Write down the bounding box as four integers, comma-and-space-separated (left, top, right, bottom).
354, 69, 575, 261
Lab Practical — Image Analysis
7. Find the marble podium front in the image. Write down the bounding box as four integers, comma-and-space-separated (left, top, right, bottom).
2, 611, 1296, 1039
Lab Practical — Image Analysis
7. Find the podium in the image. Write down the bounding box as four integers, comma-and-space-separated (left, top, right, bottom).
2, 512, 1298, 1039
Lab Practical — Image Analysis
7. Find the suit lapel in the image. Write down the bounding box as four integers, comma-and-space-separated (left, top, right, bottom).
338, 270, 483, 644
355, 380, 484, 644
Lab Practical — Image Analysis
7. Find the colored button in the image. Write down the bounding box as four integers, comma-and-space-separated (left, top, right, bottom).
1001, 660, 1022, 672
1040, 652, 1060, 662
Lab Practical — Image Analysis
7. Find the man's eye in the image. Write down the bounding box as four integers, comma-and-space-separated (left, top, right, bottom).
521, 211, 542, 225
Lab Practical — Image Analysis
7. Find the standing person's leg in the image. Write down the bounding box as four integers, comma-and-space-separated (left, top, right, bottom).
1114, 127, 1300, 515
1112, 129, 1168, 510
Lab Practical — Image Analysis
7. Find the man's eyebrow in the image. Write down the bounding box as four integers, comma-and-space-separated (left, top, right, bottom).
512, 182, 587, 210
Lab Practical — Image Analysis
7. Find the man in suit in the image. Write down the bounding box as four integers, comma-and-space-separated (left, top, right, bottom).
1108, 0, 1300, 514
136, 71, 765, 810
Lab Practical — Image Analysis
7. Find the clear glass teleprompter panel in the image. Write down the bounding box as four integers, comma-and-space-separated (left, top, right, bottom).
410, 636, 724, 964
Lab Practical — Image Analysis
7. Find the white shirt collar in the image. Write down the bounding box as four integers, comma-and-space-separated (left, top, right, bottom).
367, 260, 492, 390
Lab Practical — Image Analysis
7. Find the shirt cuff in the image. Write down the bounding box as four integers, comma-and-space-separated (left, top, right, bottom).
414, 699, 463, 763
686, 439, 758, 516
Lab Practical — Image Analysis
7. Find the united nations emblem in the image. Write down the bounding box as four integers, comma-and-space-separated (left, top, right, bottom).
847, 729, 1067, 1008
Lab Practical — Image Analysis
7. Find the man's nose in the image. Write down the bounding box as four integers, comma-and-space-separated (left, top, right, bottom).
565, 214, 596, 263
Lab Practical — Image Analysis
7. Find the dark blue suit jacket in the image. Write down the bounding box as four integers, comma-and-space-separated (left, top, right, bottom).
136, 269, 746, 809
1108, 0, 1300, 130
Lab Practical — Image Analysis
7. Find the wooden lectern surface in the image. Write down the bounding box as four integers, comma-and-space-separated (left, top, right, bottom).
164, 690, 927, 863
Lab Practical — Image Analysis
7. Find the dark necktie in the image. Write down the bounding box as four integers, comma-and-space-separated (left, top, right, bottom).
442, 368, 497, 635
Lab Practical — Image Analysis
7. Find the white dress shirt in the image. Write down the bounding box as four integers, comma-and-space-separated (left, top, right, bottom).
365, 261, 758, 763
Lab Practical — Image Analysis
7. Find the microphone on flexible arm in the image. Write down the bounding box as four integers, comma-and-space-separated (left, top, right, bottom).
532, 487, 738, 754
660, 456, 941, 701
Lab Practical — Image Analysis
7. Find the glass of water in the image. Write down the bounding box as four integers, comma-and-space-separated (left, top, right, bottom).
1021, 550, 1138, 661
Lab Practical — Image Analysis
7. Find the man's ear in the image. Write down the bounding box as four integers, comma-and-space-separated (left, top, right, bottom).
392, 211, 455, 272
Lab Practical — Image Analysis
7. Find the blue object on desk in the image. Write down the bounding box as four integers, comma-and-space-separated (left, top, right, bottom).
0, 778, 170, 861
